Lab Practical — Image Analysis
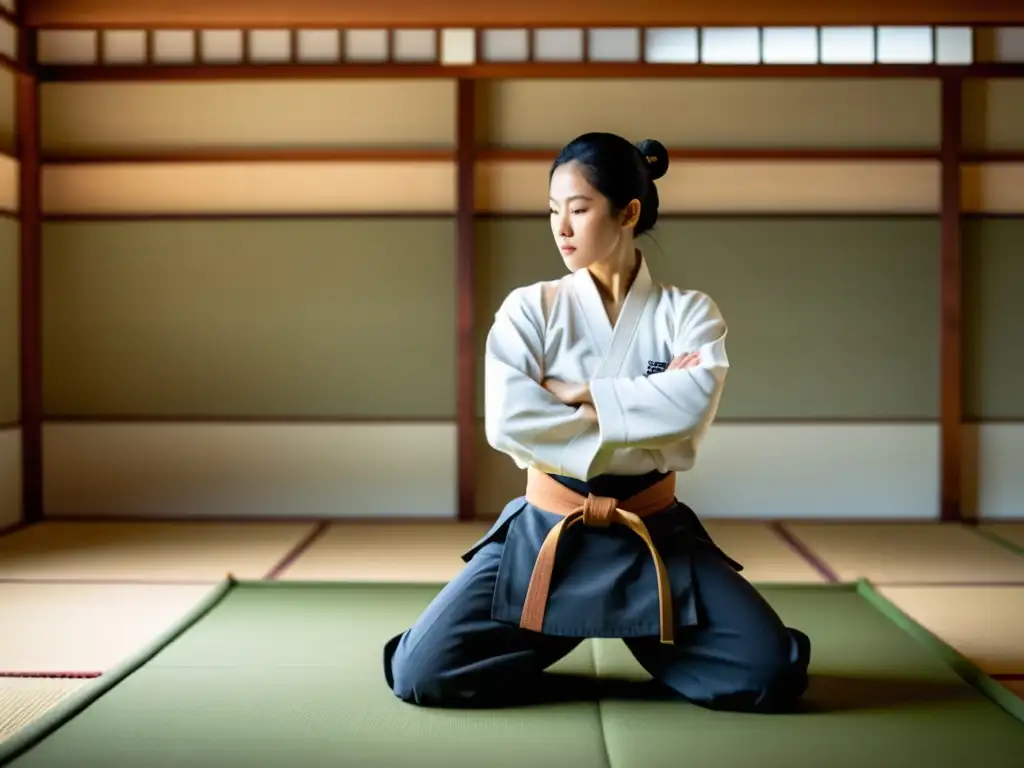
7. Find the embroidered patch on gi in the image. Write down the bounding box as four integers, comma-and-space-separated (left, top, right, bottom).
645, 360, 668, 376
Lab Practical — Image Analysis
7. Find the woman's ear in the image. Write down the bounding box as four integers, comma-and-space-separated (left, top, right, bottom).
621, 199, 641, 229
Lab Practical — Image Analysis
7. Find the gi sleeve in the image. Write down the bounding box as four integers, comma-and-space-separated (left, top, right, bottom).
589, 292, 729, 451
483, 287, 602, 480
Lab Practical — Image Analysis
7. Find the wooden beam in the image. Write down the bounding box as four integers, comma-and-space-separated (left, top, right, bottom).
16, 28, 42, 525
939, 73, 963, 522
42, 149, 455, 164
39, 147, 966, 165
41, 212, 456, 222
456, 78, 476, 522
23, 0, 1024, 28
478, 148, 942, 162
35, 62, 1024, 83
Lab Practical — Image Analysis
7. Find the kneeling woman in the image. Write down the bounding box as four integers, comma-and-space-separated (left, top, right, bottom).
383, 132, 811, 713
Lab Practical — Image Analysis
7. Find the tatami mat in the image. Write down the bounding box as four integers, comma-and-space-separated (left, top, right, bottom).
0, 582, 217, 672
2, 517, 1024, 750
278, 522, 492, 582
782, 523, 1024, 583
878, 586, 1024, 674
979, 523, 1024, 553
0, 678, 88, 743
0, 521, 315, 582
701, 522, 826, 582
6, 582, 1024, 767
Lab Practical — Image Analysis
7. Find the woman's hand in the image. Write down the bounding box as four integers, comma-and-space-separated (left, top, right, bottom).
542, 379, 596, 423
542, 378, 592, 406
543, 351, 698, 409
668, 351, 702, 370
540, 353, 700, 428
543, 351, 699, 405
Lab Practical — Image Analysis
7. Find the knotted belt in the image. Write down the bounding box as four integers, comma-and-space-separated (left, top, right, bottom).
518, 467, 677, 645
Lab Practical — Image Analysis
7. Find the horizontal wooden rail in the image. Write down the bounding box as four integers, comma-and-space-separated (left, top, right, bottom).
35, 148, 1024, 165
40, 212, 458, 221
41, 415, 458, 424
38, 212, 945, 222
41, 149, 456, 164
39, 415, 956, 425
22, 0, 1024, 29
961, 151, 1024, 163
35, 62, 1024, 82
478, 148, 943, 162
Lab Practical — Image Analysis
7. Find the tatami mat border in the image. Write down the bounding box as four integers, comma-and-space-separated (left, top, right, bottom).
973, 527, 1024, 558
0, 576, 235, 763
263, 521, 329, 579
770, 522, 840, 583
856, 580, 1024, 723
0, 673, 100, 679
780, 521, 1024, 583
771, 522, 1024, 586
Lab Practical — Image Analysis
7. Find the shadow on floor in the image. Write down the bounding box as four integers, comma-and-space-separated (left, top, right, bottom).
431, 671, 976, 714
800, 673, 976, 713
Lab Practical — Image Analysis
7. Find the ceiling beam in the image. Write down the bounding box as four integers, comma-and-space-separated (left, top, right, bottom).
23, 0, 1024, 29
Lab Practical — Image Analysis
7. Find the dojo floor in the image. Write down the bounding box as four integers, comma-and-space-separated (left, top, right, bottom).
1, 518, 1023, 742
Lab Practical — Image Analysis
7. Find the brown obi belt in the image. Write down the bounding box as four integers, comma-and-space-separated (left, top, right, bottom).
519, 467, 677, 645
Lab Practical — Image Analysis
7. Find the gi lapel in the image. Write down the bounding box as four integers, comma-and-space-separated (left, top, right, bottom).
600, 255, 653, 377
571, 267, 613, 360
572, 253, 654, 378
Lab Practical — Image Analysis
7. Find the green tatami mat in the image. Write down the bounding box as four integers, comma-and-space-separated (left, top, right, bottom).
2, 580, 1023, 767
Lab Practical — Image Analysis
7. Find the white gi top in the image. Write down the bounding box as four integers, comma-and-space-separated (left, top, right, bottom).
484, 254, 729, 482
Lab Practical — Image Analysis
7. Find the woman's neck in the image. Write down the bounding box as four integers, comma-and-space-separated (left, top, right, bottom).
588, 245, 640, 324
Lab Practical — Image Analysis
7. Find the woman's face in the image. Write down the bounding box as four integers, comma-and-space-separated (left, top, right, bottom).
548, 161, 635, 273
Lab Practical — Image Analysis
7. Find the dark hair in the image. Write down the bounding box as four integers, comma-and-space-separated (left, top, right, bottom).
550, 133, 669, 237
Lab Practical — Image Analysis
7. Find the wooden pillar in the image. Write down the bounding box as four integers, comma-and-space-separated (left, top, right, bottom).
16, 25, 41, 524
455, 78, 476, 521
938, 73, 963, 522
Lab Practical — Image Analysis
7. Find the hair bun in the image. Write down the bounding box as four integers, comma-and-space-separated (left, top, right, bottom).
636, 139, 669, 181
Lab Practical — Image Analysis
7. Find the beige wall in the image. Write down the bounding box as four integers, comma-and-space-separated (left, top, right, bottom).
33, 75, 1024, 522
475, 217, 942, 420
964, 218, 1024, 421
476, 79, 941, 149
40, 80, 458, 153
963, 79, 1024, 152
42, 219, 457, 419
